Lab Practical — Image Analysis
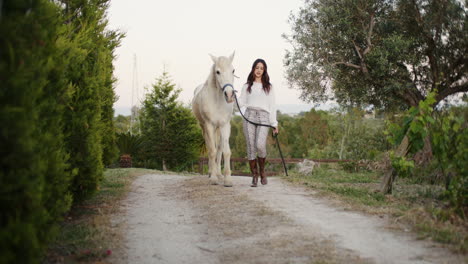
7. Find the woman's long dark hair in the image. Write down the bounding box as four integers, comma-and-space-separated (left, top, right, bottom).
246, 58, 271, 94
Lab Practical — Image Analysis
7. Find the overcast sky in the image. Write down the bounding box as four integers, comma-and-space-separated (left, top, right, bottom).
107, 0, 308, 112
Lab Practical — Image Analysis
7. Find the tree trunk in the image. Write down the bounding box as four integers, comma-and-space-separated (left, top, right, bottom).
380, 168, 397, 194
162, 159, 167, 171
413, 136, 433, 166
380, 135, 409, 194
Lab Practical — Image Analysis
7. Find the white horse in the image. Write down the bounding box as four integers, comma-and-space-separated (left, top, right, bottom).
192, 52, 235, 187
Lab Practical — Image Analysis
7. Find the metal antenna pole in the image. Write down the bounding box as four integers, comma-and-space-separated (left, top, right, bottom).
130, 54, 138, 135
134, 54, 141, 134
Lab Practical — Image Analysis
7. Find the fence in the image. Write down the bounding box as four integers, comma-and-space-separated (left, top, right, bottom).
198, 157, 354, 176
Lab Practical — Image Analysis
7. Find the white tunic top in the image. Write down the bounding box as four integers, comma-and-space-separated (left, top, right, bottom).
238, 82, 278, 127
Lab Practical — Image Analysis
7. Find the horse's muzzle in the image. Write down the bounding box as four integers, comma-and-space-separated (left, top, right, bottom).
224, 91, 234, 103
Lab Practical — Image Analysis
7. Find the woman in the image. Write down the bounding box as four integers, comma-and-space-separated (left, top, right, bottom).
238, 59, 279, 187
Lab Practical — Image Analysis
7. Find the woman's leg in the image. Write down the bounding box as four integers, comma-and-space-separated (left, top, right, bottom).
243, 109, 259, 187
255, 111, 270, 185
243, 109, 258, 160
255, 110, 270, 158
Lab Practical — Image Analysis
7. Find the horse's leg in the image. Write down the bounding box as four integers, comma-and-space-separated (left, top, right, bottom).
204, 124, 219, 185
215, 128, 224, 183
220, 124, 232, 187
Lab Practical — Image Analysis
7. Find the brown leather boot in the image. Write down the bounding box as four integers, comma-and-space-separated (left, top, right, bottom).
249, 159, 258, 187
258, 157, 267, 185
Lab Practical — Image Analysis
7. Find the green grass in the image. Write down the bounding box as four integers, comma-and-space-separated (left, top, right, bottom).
302, 167, 380, 183
289, 167, 384, 207
325, 185, 386, 206
285, 166, 468, 254
44, 168, 160, 263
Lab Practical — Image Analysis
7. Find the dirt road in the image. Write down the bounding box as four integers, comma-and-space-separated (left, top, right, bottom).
111, 174, 463, 264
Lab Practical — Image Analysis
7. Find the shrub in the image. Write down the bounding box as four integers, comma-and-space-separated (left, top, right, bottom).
339, 161, 359, 173
0, 1, 73, 262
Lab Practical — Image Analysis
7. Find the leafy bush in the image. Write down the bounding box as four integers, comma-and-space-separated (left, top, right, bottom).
390, 154, 414, 178
116, 132, 144, 157
431, 108, 468, 217
386, 91, 467, 217
339, 161, 359, 173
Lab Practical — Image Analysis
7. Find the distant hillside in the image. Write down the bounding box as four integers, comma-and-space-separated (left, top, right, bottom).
114, 107, 132, 116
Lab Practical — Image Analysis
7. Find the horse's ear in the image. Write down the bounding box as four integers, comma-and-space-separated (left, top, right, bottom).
209, 54, 217, 64
229, 51, 235, 63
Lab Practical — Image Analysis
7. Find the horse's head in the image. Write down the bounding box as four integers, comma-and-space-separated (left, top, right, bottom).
210, 52, 236, 104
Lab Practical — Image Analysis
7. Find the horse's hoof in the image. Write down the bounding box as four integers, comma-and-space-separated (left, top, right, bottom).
223, 178, 233, 187
209, 179, 219, 185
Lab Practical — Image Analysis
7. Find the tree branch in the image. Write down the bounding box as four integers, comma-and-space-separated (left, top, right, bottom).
332, 62, 362, 69
352, 40, 363, 60
410, 0, 440, 88
435, 81, 468, 104
447, 56, 466, 84
331, 13, 375, 75
363, 13, 375, 56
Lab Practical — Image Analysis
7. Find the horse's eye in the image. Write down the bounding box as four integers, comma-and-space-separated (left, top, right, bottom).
232, 69, 235, 74
216, 70, 220, 74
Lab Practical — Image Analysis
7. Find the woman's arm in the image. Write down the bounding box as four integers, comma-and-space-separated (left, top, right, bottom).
269, 85, 278, 128
238, 84, 248, 114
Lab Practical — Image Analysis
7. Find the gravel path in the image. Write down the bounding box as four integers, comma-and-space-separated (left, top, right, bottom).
111, 174, 463, 264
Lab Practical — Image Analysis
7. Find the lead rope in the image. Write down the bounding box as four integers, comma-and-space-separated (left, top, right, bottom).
233, 92, 288, 176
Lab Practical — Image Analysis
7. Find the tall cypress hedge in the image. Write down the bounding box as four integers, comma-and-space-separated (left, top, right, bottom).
100, 32, 122, 167
60, 0, 122, 200
0, 1, 73, 263
0, 0, 122, 262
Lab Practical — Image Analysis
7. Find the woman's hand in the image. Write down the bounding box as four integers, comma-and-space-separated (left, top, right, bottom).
273, 127, 279, 135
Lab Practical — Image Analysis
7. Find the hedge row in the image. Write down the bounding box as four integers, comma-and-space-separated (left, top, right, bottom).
0, 0, 122, 262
